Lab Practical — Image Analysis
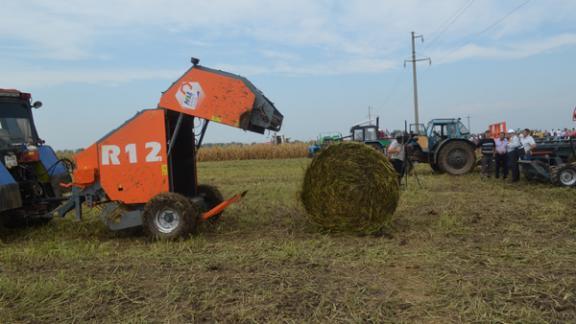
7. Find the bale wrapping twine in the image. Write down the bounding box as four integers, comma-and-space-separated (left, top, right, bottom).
301, 142, 400, 234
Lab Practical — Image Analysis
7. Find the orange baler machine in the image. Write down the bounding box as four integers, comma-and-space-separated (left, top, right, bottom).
57, 59, 283, 239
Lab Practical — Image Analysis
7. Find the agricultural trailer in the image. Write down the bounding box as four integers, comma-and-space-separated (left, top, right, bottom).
0, 89, 72, 227
54, 59, 283, 239
407, 118, 476, 175
519, 138, 576, 187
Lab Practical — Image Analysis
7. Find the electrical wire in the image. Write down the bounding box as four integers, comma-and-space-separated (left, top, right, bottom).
434, 0, 532, 64
425, 0, 476, 50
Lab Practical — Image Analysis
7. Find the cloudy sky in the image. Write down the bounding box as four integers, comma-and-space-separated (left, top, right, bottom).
1, 0, 575, 149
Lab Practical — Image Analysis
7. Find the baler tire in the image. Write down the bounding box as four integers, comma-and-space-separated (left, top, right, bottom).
437, 141, 476, 175
197, 185, 224, 223
143, 192, 200, 240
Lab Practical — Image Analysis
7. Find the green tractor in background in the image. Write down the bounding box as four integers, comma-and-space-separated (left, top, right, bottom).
308, 132, 343, 157
407, 118, 476, 175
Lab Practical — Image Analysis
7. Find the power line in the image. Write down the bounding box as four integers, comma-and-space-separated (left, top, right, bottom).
425, 0, 476, 50
435, 0, 532, 64
376, 2, 474, 117
475, 0, 531, 36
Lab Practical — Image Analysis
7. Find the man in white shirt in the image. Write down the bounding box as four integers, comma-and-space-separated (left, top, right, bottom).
387, 133, 405, 182
507, 129, 522, 182
520, 128, 536, 159
494, 132, 508, 179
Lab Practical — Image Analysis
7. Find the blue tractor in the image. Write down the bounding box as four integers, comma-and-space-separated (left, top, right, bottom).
0, 89, 71, 227
408, 118, 476, 175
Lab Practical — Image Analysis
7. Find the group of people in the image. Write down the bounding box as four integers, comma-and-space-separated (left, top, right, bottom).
478, 128, 537, 182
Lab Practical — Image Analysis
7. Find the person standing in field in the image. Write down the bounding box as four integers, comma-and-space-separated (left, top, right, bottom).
507, 129, 522, 182
494, 131, 508, 179
478, 130, 495, 178
387, 133, 405, 182
520, 128, 537, 160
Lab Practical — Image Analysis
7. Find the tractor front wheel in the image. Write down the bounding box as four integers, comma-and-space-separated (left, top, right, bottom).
437, 141, 476, 175
143, 192, 200, 240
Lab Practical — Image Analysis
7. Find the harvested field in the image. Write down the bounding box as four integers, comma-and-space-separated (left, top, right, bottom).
1, 159, 575, 322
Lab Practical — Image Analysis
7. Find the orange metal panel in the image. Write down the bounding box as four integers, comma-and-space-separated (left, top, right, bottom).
98, 109, 169, 204
158, 68, 255, 128
73, 144, 99, 186
73, 110, 170, 204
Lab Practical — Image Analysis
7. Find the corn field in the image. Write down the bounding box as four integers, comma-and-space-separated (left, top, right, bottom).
197, 143, 309, 161
58, 143, 310, 162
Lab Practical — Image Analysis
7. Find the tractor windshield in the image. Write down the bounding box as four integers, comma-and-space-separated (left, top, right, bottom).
457, 121, 470, 135
0, 117, 34, 145
0, 100, 37, 147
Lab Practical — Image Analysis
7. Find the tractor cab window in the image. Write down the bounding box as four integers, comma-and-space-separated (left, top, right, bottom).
430, 124, 443, 138
0, 118, 34, 146
457, 122, 470, 135
353, 128, 364, 141
446, 124, 457, 137
364, 128, 377, 141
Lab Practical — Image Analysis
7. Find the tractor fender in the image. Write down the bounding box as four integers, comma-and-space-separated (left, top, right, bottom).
433, 138, 476, 165
0, 163, 22, 212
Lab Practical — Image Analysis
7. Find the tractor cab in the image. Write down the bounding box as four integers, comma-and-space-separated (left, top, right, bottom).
351, 125, 380, 142
410, 118, 470, 153
0, 89, 41, 150
349, 117, 391, 152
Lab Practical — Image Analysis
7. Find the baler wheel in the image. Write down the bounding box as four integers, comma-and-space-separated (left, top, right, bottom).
143, 192, 200, 240
197, 185, 224, 223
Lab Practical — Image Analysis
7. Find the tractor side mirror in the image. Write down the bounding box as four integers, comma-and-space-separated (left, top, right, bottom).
32, 101, 43, 109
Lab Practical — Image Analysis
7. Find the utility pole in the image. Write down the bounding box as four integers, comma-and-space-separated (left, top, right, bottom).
466, 115, 471, 132
404, 31, 431, 133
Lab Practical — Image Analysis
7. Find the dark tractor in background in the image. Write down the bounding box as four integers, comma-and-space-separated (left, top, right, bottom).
408, 118, 476, 175
350, 123, 392, 153
0, 89, 71, 227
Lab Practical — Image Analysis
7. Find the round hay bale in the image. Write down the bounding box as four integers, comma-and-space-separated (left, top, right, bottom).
300, 142, 400, 234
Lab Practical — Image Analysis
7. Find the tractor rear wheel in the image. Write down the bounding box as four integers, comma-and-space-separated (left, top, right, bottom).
553, 163, 576, 187
143, 192, 200, 240
197, 185, 224, 223
437, 141, 476, 175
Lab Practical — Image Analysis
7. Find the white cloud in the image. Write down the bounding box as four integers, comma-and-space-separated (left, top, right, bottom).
0, 68, 181, 89
215, 57, 395, 77
432, 33, 576, 63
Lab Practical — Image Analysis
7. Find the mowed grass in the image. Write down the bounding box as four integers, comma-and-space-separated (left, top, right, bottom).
1, 158, 575, 323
